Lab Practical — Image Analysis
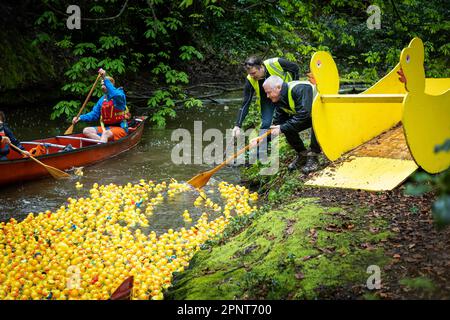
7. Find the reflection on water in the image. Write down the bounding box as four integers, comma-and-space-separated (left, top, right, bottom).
0, 92, 244, 232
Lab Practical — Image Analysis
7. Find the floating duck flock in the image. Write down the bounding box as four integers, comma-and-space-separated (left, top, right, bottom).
0, 179, 258, 300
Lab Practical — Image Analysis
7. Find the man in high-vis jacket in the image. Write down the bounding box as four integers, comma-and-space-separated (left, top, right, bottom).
259, 75, 321, 173
232, 56, 299, 138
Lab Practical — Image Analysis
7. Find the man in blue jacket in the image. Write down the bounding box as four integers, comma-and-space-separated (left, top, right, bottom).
72, 68, 129, 143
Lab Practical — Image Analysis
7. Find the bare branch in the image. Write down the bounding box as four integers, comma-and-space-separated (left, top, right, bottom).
44, 0, 129, 21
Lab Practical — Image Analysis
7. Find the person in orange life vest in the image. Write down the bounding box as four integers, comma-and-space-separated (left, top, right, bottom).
72, 68, 129, 143
0, 111, 30, 160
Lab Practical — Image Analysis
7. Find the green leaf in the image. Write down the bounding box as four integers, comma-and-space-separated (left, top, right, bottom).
432, 195, 450, 228
90, 5, 105, 14
179, 46, 204, 61
435, 139, 450, 153
36, 11, 57, 27
73, 43, 97, 56
99, 36, 125, 50
80, 57, 99, 70
152, 63, 170, 75
412, 172, 434, 183
158, 51, 171, 60
207, 5, 225, 17
179, 0, 194, 9
404, 183, 433, 196
56, 37, 73, 49
165, 70, 189, 84
51, 101, 80, 120
184, 98, 203, 109
268, 190, 278, 202
31, 33, 51, 46
164, 17, 182, 31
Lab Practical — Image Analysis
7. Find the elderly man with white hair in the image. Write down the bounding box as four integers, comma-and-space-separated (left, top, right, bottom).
260, 75, 321, 173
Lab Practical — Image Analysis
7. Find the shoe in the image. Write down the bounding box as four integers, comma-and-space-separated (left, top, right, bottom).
288, 150, 308, 171
301, 152, 320, 174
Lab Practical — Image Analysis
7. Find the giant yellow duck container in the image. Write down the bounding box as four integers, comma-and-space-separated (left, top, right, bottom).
399, 38, 450, 173
305, 37, 449, 191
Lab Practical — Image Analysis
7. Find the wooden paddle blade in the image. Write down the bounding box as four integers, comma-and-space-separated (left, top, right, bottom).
186, 130, 272, 190
45, 165, 71, 179
187, 171, 212, 189
64, 124, 74, 135
110, 276, 134, 300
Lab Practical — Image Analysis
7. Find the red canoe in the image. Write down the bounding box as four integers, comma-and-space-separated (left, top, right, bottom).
0, 116, 147, 186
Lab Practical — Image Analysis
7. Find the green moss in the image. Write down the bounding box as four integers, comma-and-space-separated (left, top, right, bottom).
362, 292, 380, 300
166, 198, 391, 300
399, 277, 436, 292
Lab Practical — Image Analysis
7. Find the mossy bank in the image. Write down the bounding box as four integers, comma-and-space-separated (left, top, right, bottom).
165, 163, 392, 300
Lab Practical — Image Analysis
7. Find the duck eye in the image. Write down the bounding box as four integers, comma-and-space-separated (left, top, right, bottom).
406, 54, 410, 63
316, 60, 322, 68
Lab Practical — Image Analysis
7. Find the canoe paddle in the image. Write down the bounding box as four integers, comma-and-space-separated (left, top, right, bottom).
64, 73, 102, 135
187, 129, 272, 189
9, 143, 71, 180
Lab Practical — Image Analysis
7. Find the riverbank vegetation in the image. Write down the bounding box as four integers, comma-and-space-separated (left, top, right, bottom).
1, 0, 448, 125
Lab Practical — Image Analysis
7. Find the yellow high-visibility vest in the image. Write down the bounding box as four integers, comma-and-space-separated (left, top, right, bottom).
281, 81, 317, 115
246, 58, 294, 109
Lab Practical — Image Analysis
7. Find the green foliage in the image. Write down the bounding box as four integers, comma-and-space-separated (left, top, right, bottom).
405, 143, 450, 228
31, 33, 51, 46
432, 196, 450, 227
184, 97, 203, 109
50, 100, 81, 120
30, 0, 450, 124
435, 139, 450, 153
99, 36, 125, 50
241, 104, 261, 130
179, 46, 204, 61
35, 10, 57, 28
36, 0, 205, 125
0, 29, 56, 93
399, 277, 436, 292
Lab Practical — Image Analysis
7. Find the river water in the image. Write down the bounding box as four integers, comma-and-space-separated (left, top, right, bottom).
0, 92, 245, 232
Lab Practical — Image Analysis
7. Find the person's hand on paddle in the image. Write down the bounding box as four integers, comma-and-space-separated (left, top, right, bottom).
249, 137, 260, 148
1, 136, 11, 145
270, 125, 281, 136
98, 68, 106, 78
5, 139, 30, 157
72, 116, 79, 125
232, 126, 241, 138
21, 150, 30, 158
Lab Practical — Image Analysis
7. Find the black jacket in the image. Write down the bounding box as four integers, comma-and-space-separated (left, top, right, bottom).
235, 58, 300, 127
274, 82, 313, 133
